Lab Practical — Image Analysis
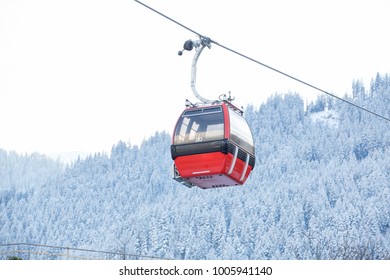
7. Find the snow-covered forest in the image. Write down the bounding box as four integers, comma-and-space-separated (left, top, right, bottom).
1, 73, 389, 260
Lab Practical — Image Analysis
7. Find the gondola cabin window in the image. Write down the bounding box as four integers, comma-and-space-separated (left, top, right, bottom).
228, 107, 255, 155
173, 106, 225, 145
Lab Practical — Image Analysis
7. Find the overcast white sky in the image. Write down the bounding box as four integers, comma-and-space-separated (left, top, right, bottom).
1, 0, 389, 156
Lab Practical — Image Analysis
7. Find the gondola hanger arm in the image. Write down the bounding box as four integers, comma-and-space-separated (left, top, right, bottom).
178, 37, 213, 104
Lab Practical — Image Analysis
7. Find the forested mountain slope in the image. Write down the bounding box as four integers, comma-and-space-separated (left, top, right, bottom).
1, 74, 389, 259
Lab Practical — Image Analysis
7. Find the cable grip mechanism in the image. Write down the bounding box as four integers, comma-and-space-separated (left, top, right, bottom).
178, 37, 211, 56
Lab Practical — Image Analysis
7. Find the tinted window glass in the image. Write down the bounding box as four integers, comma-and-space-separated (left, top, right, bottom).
229, 108, 255, 154
174, 106, 224, 145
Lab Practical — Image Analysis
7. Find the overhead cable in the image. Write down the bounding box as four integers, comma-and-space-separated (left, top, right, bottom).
134, 0, 390, 123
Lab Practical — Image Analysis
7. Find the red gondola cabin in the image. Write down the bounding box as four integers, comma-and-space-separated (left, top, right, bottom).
171, 100, 255, 189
